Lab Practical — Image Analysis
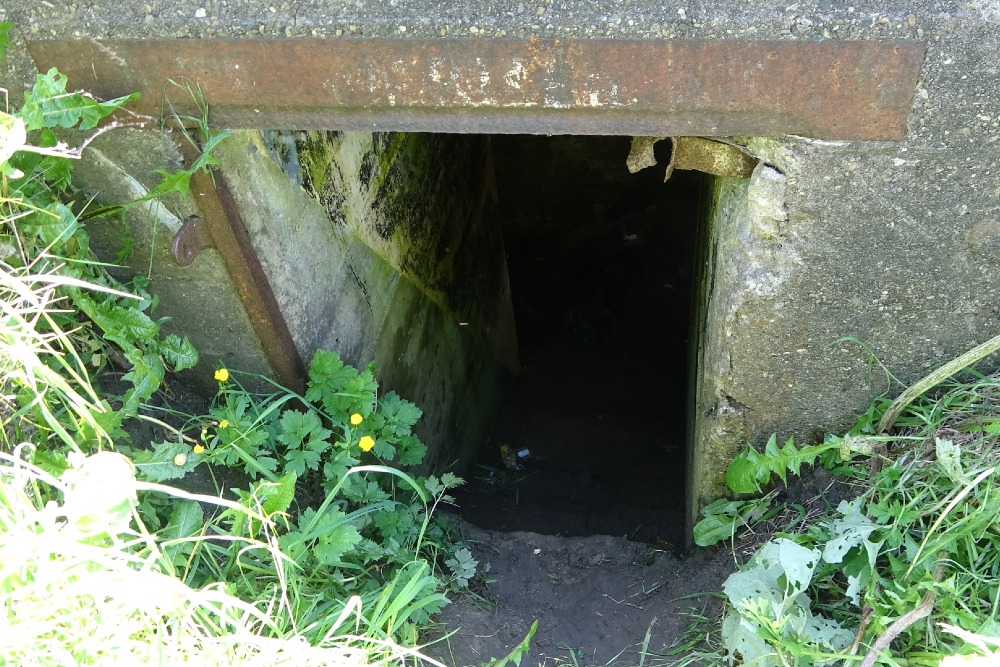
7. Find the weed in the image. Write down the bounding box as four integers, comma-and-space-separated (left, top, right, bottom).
680, 337, 1000, 666
0, 54, 479, 662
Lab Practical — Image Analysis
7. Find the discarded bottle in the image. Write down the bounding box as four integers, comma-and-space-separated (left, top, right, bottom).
500, 444, 531, 471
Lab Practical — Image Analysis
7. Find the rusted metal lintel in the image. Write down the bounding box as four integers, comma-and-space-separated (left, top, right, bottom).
175, 140, 305, 393
28, 38, 925, 140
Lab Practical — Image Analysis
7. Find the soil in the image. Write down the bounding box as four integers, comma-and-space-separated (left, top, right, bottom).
427, 520, 733, 667
427, 467, 857, 667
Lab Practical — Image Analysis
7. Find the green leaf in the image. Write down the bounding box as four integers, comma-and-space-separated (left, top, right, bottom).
726, 435, 838, 494
277, 409, 323, 449
260, 472, 297, 515
306, 350, 358, 402
121, 349, 165, 412
379, 391, 423, 436
130, 441, 201, 482
396, 434, 427, 467
482, 620, 538, 667
285, 448, 322, 476
0, 21, 12, 62
373, 438, 396, 461
162, 499, 204, 540
21, 69, 140, 131
314, 523, 363, 565
374, 505, 415, 543
160, 334, 199, 371
445, 547, 479, 588
821, 497, 881, 566
439, 472, 464, 490
693, 495, 775, 547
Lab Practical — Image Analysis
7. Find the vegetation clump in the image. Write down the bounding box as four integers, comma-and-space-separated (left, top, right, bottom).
0, 36, 477, 664
683, 356, 1000, 666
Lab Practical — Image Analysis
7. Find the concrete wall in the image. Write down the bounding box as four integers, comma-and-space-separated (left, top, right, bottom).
70, 129, 275, 393
42, 125, 516, 471
5, 1, 1000, 525
216, 130, 516, 470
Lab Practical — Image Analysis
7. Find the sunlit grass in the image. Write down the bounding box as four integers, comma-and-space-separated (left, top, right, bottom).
0, 448, 440, 666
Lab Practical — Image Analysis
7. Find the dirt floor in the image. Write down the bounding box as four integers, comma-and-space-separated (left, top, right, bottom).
427, 520, 733, 667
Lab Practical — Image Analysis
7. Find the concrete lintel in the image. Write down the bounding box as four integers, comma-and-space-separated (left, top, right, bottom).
27, 38, 925, 140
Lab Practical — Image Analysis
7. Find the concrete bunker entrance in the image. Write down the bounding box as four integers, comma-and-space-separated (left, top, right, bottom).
450, 135, 708, 548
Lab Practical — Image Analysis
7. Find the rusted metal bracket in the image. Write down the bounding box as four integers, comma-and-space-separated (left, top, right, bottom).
173, 139, 305, 393
28, 38, 926, 140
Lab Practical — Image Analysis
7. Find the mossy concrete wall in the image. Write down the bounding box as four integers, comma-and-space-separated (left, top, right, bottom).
215, 130, 516, 470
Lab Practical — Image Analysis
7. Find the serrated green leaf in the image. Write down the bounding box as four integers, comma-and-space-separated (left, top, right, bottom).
373, 438, 396, 461
130, 441, 201, 482
160, 334, 199, 371
726, 435, 838, 494
278, 409, 322, 449
314, 523, 363, 565
306, 350, 358, 403
374, 505, 415, 543
423, 475, 443, 496
380, 391, 423, 436
396, 434, 427, 467
21, 69, 140, 131
440, 472, 464, 490
284, 448, 322, 476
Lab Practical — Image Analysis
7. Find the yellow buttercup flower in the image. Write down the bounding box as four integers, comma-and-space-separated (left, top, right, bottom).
358, 435, 375, 452
193, 444, 205, 454
350, 413, 363, 426
218, 419, 230, 429
214, 368, 229, 382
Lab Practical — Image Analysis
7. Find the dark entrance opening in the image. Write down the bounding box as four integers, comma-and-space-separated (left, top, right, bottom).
454, 136, 707, 549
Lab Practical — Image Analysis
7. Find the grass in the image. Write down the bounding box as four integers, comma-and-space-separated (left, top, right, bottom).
0, 449, 441, 666
679, 345, 1000, 666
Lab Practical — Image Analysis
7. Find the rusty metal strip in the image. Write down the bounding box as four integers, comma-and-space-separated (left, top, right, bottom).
176, 140, 305, 393
28, 38, 925, 140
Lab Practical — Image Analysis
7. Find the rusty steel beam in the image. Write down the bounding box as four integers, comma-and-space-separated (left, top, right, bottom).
174, 140, 305, 393
28, 38, 924, 140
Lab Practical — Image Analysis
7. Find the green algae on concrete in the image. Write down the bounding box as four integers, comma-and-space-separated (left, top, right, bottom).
215, 128, 516, 471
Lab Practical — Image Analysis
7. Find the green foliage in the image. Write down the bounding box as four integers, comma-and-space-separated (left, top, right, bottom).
0, 450, 432, 665
0, 21, 12, 61
480, 620, 539, 667
726, 434, 842, 494
0, 63, 483, 657
20, 68, 140, 132
1, 67, 205, 461
693, 493, 777, 547
138, 354, 475, 644
683, 367, 1000, 667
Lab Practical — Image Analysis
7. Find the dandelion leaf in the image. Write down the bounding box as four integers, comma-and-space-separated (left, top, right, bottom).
130, 441, 200, 482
